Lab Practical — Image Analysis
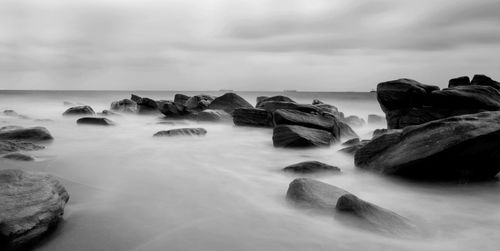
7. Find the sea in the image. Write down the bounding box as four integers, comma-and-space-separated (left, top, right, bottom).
1, 90, 499, 251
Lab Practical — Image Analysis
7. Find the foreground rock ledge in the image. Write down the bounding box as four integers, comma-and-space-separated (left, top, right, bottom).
355, 111, 500, 180
0, 169, 70, 250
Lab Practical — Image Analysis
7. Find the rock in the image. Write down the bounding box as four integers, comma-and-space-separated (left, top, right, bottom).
367, 114, 385, 124
429, 85, 500, 110
471, 74, 500, 90
132, 95, 159, 114
339, 140, 370, 155
448, 76, 470, 88
0, 125, 24, 132
377, 78, 439, 113
256, 96, 268, 104
0, 127, 53, 141
197, 109, 231, 122
343, 115, 365, 128
207, 93, 253, 113
77, 117, 115, 126
110, 99, 137, 113
0, 141, 45, 154
342, 138, 360, 146
259, 101, 323, 114
311, 100, 340, 115
0, 169, 69, 250
131, 94, 142, 103
272, 125, 333, 148
2, 152, 36, 161
286, 178, 348, 210
174, 94, 191, 105
153, 128, 207, 137
312, 99, 324, 105
256, 96, 296, 108
283, 161, 340, 174
158, 101, 190, 118
99, 110, 120, 116
355, 111, 500, 180
3, 110, 18, 117
233, 108, 273, 127
185, 95, 215, 111
372, 128, 394, 138
63, 105, 95, 116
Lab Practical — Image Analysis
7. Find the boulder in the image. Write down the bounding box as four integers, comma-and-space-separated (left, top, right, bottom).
471, 74, 500, 90
62, 105, 95, 116
184, 95, 215, 111
158, 101, 190, 118
197, 109, 231, 122
110, 99, 137, 113
274, 109, 338, 134
256, 96, 296, 108
355, 111, 500, 180
153, 128, 207, 137
0, 140, 45, 154
283, 161, 340, 174
131, 94, 142, 103
429, 85, 500, 110
339, 140, 370, 155
343, 115, 365, 128
133, 95, 159, 114
99, 110, 120, 116
0, 127, 53, 141
286, 178, 348, 210
377, 78, 439, 113
272, 125, 333, 148
0, 169, 69, 250
448, 76, 470, 88
372, 128, 401, 139
341, 138, 360, 146
207, 93, 253, 113
2, 152, 36, 161
256, 96, 268, 105
76, 117, 115, 126
259, 101, 322, 114
367, 114, 385, 124
233, 108, 273, 127
174, 94, 191, 105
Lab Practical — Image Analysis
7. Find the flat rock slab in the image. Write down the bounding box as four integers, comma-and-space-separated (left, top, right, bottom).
283, 161, 340, 174
273, 125, 333, 148
0, 127, 53, 141
0, 169, 69, 250
77, 117, 115, 126
154, 128, 207, 137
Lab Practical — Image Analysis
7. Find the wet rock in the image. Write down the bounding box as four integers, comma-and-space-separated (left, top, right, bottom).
174, 94, 191, 105
283, 161, 340, 174
132, 95, 159, 114
197, 109, 231, 122
372, 128, 397, 138
110, 99, 137, 113
0, 140, 45, 154
99, 110, 120, 116
311, 100, 340, 115
131, 94, 142, 103
429, 85, 500, 110
207, 93, 253, 113
0, 127, 53, 141
286, 178, 349, 210
355, 111, 500, 180
256, 96, 268, 105
367, 114, 385, 124
153, 128, 207, 137
471, 74, 500, 90
448, 76, 470, 88
259, 101, 323, 114
158, 101, 190, 118
2, 152, 36, 161
343, 115, 365, 128
233, 108, 273, 127
256, 96, 296, 108
339, 140, 370, 155
273, 125, 333, 148
185, 95, 215, 111
341, 138, 360, 146
63, 105, 95, 116
77, 117, 115, 126
377, 78, 439, 113
0, 169, 69, 250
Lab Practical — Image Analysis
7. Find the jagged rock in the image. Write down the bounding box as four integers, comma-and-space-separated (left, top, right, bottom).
0, 169, 69, 250
448, 76, 470, 88
283, 161, 340, 174
471, 74, 500, 90
110, 99, 137, 113
367, 114, 385, 124
2, 152, 36, 161
174, 94, 191, 105
233, 108, 273, 127
377, 78, 439, 113
256, 96, 296, 108
158, 101, 190, 118
207, 93, 253, 113
131, 94, 142, 103
185, 95, 215, 111
76, 117, 115, 126
355, 111, 500, 180
197, 109, 231, 122
153, 128, 207, 137
63, 105, 95, 116
0, 141, 44, 154
273, 125, 333, 148
0, 127, 53, 141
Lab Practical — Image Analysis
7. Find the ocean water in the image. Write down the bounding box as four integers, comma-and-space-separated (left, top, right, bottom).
0, 91, 499, 251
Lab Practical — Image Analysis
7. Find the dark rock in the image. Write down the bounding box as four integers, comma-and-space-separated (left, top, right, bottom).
367, 114, 385, 124
339, 140, 370, 155
311, 100, 340, 115
274, 109, 340, 137
343, 115, 365, 127
99, 110, 120, 116
158, 101, 190, 118
448, 76, 470, 88
283, 161, 340, 174
207, 93, 253, 113
259, 101, 323, 114
0, 169, 69, 250
471, 74, 500, 90
197, 109, 231, 122
312, 99, 324, 105
256, 96, 295, 108
77, 117, 115, 126
174, 94, 191, 105
110, 99, 137, 113
372, 128, 400, 139
2, 152, 36, 161
131, 94, 142, 103
377, 78, 439, 113
0, 140, 45, 154
342, 138, 360, 146
153, 128, 207, 137
429, 85, 500, 110
233, 108, 273, 127
355, 111, 500, 180
0, 127, 53, 141
335, 118, 359, 140
185, 95, 215, 111
286, 178, 348, 210
63, 105, 95, 116
272, 125, 333, 148
256, 96, 268, 105
133, 95, 159, 114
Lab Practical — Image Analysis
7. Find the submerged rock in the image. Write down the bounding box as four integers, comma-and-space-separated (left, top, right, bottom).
233, 108, 273, 127
2, 152, 36, 161
158, 101, 190, 118
110, 99, 137, 113
207, 93, 253, 113
0, 127, 53, 141
355, 111, 500, 180
99, 110, 120, 116
0, 140, 45, 154
197, 109, 231, 122
283, 161, 340, 174
0, 169, 69, 250
273, 125, 333, 148
286, 178, 347, 210
132, 95, 159, 114
63, 105, 95, 116
153, 128, 207, 137
77, 117, 115, 126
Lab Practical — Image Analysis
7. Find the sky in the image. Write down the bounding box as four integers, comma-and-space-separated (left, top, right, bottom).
1, 0, 499, 91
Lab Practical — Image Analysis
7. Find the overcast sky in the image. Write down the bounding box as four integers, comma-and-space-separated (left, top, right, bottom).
1, 0, 499, 91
